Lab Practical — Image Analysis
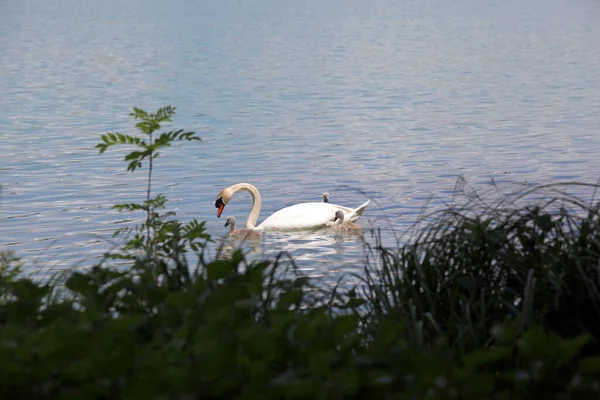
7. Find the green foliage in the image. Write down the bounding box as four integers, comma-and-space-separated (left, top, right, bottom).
96, 106, 199, 172
0, 251, 22, 284
0, 251, 23, 305
2, 251, 600, 398
96, 106, 207, 277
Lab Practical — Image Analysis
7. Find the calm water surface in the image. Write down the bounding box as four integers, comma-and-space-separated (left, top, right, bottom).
2, 0, 600, 283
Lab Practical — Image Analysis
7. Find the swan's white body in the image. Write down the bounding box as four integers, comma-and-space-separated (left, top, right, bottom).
215, 183, 370, 232
257, 201, 367, 231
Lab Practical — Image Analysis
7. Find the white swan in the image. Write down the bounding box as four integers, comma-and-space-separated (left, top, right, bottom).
331, 210, 362, 231
224, 216, 262, 238
215, 183, 370, 232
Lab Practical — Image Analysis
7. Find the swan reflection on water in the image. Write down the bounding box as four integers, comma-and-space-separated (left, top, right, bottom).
215, 227, 365, 263
214, 233, 262, 259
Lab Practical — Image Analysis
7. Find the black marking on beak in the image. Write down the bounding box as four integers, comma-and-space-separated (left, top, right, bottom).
216, 197, 225, 218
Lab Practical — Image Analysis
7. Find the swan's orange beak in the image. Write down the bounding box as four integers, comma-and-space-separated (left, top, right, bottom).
215, 197, 225, 218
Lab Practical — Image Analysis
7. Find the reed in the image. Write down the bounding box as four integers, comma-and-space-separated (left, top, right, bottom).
361, 181, 600, 353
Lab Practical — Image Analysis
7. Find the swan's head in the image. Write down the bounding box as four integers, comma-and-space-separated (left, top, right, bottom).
215, 188, 233, 218
322, 192, 330, 203
334, 210, 345, 223
224, 216, 235, 227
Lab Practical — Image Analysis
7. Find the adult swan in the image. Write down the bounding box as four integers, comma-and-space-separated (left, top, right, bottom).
215, 183, 370, 232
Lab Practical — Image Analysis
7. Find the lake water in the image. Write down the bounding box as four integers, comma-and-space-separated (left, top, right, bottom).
2, 0, 600, 284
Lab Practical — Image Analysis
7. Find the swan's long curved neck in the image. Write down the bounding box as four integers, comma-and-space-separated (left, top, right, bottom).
229, 183, 262, 229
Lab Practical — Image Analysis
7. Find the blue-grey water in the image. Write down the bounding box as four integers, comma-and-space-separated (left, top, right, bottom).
2, 0, 600, 283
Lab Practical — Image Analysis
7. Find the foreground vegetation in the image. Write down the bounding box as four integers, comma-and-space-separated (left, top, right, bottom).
2, 107, 600, 398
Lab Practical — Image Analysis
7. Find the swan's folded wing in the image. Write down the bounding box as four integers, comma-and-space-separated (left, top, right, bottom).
347, 199, 371, 222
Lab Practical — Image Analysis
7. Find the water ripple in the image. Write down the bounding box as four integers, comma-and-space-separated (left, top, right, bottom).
2, 0, 600, 281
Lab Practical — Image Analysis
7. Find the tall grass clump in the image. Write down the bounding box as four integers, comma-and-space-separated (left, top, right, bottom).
363, 180, 600, 353
2, 107, 600, 398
